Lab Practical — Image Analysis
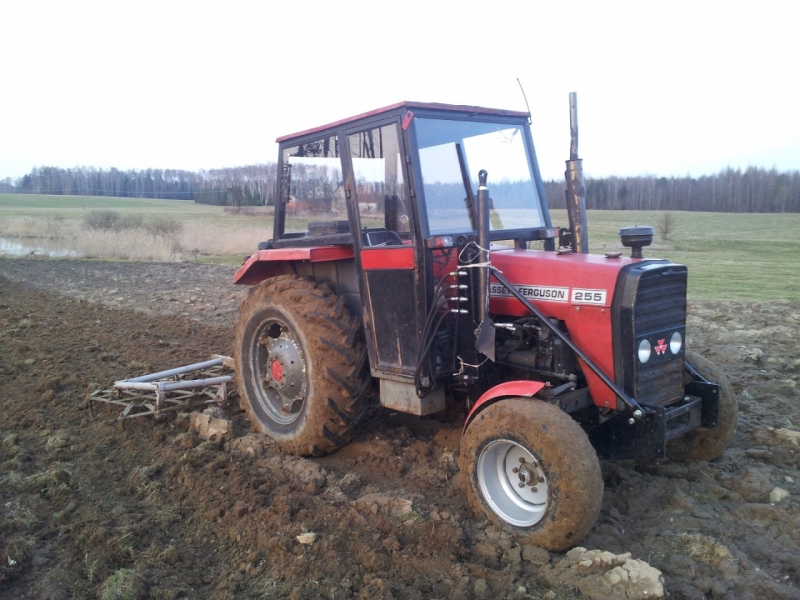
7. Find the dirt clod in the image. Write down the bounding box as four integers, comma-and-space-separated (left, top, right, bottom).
542, 548, 664, 599
190, 410, 232, 444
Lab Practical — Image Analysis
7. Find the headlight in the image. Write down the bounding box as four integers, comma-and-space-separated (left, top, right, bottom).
638, 339, 652, 363
670, 331, 683, 354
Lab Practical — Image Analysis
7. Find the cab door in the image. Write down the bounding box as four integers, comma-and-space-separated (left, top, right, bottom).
343, 119, 422, 380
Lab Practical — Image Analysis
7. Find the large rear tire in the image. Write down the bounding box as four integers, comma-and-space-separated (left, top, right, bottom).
234, 276, 370, 456
667, 350, 738, 462
459, 398, 603, 551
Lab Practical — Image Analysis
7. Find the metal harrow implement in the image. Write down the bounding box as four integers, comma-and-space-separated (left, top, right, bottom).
88, 356, 235, 420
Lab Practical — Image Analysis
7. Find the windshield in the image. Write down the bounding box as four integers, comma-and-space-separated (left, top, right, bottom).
415, 118, 544, 236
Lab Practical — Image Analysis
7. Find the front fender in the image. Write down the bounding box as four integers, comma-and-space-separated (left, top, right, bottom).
463, 380, 546, 433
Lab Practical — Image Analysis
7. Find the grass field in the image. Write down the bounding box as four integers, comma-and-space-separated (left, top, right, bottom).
550, 209, 800, 301
0, 193, 271, 264
1, 194, 798, 301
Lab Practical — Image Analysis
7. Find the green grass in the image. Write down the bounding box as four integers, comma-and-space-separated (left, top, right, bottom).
0, 193, 269, 231
551, 209, 800, 301
100, 568, 142, 600
2, 194, 797, 301
0, 193, 200, 214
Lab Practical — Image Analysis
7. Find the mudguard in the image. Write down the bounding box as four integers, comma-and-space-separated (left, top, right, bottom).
233, 246, 355, 285
463, 380, 546, 432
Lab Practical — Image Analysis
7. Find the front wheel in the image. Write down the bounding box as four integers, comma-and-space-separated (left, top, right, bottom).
667, 350, 738, 462
459, 399, 603, 551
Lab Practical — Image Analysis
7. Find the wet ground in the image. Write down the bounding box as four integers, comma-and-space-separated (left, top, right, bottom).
1, 257, 798, 599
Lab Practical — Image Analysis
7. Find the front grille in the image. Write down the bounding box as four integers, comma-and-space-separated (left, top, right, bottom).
613, 261, 688, 407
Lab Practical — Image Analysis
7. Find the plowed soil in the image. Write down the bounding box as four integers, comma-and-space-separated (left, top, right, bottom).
1, 258, 799, 600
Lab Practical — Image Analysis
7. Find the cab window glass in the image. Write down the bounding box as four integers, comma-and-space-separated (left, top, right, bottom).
349, 123, 410, 243
415, 118, 544, 236
280, 136, 348, 237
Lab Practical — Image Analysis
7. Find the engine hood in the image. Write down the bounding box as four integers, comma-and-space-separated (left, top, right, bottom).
488, 248, 659, 319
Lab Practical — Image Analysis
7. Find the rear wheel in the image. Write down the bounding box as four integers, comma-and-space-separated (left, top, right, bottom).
667, 350, 738, 462
459, 398, 603, 551
234, 276, 370, 456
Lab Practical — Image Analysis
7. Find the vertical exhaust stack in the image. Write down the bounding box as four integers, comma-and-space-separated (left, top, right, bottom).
474, 169, 495, 361
476, 169, 490, 322
565, 92, 589, 254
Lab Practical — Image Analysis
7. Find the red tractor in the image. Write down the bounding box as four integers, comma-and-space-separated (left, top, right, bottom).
232, 96, 737, 551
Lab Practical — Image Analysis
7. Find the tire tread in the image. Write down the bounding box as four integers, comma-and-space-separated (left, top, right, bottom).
233, 276, 371, 456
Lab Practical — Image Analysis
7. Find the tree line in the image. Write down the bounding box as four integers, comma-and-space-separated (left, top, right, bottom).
2, 164, 798, 213
0, 165, 279, 207
543, 167, 800, 213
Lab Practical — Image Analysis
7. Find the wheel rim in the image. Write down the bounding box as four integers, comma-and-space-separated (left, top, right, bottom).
251, 318, 307, 425
476, 439, 548, 527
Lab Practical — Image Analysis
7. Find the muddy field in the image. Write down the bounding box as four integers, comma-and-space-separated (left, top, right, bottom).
1, 257, 799, 600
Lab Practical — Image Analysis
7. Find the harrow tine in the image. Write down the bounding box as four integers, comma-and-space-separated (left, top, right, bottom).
88, 356, 235, 420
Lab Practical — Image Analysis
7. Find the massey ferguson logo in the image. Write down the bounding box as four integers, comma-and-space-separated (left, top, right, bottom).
489, 283, 569, 303
655, 339, 667, 355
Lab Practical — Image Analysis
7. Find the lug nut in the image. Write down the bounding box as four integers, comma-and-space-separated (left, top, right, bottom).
512, 467, 519, 473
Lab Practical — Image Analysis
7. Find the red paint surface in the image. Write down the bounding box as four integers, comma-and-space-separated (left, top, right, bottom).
401, 110, 414, 130
271, 359, 283, 382
361, 247, 415, 270
233, 246, 355, 285
463, 380, 546, 432
489, 249, 640, 409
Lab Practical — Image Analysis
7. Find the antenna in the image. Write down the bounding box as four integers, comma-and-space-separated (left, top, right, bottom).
516, 78, 532, 124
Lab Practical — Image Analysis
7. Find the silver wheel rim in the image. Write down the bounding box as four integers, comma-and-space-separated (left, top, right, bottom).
476, 439, 548, 527
252, 319, 307, 425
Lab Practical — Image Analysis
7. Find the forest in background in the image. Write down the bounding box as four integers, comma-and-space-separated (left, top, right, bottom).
1, 164, 799, 213
0, 165, 279, 208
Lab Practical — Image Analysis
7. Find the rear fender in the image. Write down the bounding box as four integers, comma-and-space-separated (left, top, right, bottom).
233, 246, 355, 285
463, 380, 546, 433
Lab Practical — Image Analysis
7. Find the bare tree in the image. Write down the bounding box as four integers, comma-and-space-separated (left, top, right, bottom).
656, 211, 677, 241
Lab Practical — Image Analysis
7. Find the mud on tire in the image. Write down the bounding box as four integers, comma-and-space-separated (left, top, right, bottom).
459, 398, 603, 552
667, 349, 738, 462
233, 276, 370, 456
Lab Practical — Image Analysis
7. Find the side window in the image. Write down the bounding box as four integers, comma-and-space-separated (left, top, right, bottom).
280, 136, 348, 238
348, 123, 410, 245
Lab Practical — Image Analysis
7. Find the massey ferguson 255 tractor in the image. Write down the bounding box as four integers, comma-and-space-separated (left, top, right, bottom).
232, 95, 737, 551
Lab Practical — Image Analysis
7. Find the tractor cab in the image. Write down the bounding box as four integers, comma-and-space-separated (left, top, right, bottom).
238, 102, 560, 413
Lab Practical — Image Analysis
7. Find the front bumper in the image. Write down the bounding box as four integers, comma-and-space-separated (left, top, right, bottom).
588, 380, 720, 460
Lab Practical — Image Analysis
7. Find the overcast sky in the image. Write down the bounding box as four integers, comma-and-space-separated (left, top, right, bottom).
1, 0, 797, 182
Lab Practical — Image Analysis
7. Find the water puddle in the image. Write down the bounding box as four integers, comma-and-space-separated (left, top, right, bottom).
0, 237, 81, 258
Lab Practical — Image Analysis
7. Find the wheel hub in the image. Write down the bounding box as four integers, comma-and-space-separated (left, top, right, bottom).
254, 325, 307, 423
270, 358, 284, 382
476, 439, 548, 527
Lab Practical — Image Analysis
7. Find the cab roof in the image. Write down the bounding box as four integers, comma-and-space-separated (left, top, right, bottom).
276, 101, 531, 143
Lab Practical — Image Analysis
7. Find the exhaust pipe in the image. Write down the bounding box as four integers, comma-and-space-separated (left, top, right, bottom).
565, 92, 589, 254
476, 169, 490, 321
474, 169, 495, 361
